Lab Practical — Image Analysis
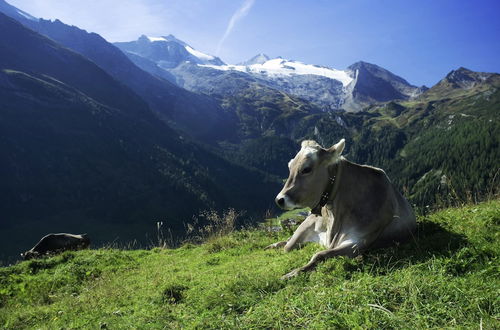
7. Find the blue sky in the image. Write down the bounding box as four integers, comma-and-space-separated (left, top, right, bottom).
9, 0, 500, 87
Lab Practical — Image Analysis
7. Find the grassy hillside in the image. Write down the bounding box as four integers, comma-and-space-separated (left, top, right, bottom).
1, 200, 498, 328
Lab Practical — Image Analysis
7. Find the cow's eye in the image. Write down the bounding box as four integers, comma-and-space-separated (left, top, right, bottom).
301, 167, 312, 175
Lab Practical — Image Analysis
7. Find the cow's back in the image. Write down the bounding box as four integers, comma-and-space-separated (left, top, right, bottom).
329, 159, 415, 248
27, 233, 89, 255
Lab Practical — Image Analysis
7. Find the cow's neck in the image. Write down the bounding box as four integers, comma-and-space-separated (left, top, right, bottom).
311, 159, 343, 215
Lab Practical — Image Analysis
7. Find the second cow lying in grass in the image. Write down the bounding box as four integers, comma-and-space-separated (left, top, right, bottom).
21, 233, 90, 260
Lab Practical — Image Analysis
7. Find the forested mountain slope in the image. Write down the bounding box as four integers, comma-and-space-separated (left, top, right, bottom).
232, 68, 500, 207
0, 13, 279, 262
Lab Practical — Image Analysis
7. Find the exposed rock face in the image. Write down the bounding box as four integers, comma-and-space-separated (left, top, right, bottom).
442, 67, 493, 89
254, 74, 346, 110
342, 61, 427, 112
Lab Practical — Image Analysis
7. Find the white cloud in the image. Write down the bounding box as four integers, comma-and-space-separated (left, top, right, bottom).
216, 0, 255, 55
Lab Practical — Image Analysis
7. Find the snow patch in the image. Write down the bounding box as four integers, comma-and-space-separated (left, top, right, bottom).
200, 58, 353, 87
17, 9, 37, 21
185, 46, 215, 61
146, 36, 167, 42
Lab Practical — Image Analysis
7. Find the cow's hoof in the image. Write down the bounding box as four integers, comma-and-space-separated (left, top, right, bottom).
264, 241, 286, 250
281, 267, 303, 280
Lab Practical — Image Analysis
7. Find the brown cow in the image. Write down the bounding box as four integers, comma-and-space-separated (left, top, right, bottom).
268, 139, 416, 279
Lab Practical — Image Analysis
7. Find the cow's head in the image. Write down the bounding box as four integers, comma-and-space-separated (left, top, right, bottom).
20, 250, 38, 260
80, 234, 91, 248
275, 138, 345, 210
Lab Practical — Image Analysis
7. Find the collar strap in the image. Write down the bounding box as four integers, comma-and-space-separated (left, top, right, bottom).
311, 164, 339, 215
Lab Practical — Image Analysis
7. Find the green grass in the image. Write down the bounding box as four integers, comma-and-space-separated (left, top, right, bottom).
266, 207, 309, 225
1, 200, 499, 329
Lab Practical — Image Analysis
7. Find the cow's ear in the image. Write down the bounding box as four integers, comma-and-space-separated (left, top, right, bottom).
325, 138, 345, 163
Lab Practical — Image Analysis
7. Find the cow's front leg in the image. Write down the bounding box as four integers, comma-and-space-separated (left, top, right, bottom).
264, 240, 287, 249
264, 214, 320, 252
281, 240, 361, 280
283, 214, 321, 252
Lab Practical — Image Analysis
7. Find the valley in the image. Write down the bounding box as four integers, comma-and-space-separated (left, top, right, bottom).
0, 0, 498, 264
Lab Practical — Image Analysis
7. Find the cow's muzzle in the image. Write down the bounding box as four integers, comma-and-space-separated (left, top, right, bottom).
275, 193, 297, 210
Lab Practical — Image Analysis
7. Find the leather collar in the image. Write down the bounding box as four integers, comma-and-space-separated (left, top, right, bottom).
311, 162, 340, 215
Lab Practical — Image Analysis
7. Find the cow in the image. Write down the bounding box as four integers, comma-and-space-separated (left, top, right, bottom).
21, 233, 90, 260
267, 139, 416, 279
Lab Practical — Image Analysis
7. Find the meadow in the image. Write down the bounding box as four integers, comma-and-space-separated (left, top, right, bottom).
0, 200, 498, 329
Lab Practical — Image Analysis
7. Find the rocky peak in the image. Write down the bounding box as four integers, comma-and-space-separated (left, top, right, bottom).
238, 53, 270, 66
443, 67, 489, 89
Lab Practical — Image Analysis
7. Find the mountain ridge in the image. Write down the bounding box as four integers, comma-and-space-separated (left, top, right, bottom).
114, 34, 426, 112
0, 1, 237, 143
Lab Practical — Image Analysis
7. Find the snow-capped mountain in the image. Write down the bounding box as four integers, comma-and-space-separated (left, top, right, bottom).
115, 35, 225, 69
114, 35, 425, 112
201, 57, 353, 86
199, 56, 355, 109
